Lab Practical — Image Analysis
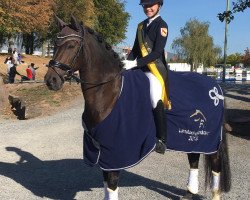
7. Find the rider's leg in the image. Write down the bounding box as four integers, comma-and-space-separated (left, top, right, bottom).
145, 72, 167, 154
103, 171, 120, 200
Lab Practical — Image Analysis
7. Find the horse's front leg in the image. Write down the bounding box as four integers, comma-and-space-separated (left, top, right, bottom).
181, 153, 200, 200
103, 170, 120, 200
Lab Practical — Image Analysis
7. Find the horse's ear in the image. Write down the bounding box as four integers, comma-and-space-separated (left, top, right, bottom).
70, 15, 81, 31
54, 15, 67, 30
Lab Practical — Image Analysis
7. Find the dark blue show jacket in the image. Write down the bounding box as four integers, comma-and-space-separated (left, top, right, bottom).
127, 16, 168, 71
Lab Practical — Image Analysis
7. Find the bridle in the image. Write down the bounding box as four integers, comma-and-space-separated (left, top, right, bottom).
48, 25, 122, 88
48, 33, 83, 74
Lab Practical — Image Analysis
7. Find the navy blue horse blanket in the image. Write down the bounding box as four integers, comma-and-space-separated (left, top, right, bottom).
166, 70, 224, 153
83, 69, 224, 171
83, 70, 156, 171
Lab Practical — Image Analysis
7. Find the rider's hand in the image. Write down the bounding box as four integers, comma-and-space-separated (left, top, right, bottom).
122, 59, 137, 70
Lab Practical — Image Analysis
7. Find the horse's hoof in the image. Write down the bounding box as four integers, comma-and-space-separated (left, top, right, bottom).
180, 191, 194, 200
212, 190, 221, 200
155, 140, 166, 154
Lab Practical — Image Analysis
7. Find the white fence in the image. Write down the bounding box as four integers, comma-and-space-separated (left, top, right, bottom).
168, 63, 250, 81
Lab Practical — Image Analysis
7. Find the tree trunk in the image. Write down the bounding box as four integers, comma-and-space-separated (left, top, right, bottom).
47, 43, 51, 57
190, 62, 194, 72
24, 33, 34, 55
41, 40, 48, 57
7, 35, 14, 54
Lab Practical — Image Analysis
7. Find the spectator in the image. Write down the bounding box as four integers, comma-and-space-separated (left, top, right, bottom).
12, 48, 19, 64
26, 66, 33, 80
4, 56, 14, 76
17, 53, 23, 64
30, 63, 39, 80
8, 64, 21, 84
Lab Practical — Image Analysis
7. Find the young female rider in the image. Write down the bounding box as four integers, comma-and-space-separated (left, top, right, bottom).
123, 0, 171, 154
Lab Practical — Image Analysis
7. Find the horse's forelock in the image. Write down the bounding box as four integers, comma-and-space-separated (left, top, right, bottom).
58, 25, 80, 37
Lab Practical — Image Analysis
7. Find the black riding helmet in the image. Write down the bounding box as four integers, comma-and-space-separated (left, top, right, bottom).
140, 0, 163, 6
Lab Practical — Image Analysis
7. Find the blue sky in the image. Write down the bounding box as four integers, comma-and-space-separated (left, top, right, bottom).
122, 0, 250, 55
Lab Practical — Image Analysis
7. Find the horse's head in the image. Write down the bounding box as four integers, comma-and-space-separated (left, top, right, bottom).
44, 15, 123, 91
44, 16, 85, 90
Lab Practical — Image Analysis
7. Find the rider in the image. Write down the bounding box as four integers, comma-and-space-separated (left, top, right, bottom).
123, 0, 171, 154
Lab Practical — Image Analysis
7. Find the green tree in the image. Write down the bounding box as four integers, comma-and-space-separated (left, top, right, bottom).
53, 0, 96, 27
0, 27, 8, 49
48, 0, 129, 48
218, 0, 250, 23
226, 53, 242, 65
93, 0, 130, 45
171, 19, 222, 71
242, 47, 250, 66
43, 0, 96, 56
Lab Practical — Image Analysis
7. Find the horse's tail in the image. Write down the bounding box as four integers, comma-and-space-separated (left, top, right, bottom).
204, 125, 231, 192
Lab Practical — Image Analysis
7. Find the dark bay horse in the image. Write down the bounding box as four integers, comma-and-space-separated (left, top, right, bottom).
44, 16, 231, 200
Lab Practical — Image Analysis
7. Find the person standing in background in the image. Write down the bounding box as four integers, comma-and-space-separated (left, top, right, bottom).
9, 64, 21, 83
12, 48, 19, 64
17, 53, 22, 64
4, 56, 14, 76
30, 63, 39, 80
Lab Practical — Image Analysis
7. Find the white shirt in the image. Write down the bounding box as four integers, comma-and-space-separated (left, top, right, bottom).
6, 60, 13, 74
147, 14, 160, 27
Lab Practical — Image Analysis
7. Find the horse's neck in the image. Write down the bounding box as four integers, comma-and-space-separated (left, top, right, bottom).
81, 64, 122, 129
81, 35, 123, 129
82, 76, 122, 129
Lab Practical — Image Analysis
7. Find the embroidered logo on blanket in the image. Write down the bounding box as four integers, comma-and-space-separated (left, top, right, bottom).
178, 110, 209, 142
209, 87, 224, 106
190, 110, 207, 129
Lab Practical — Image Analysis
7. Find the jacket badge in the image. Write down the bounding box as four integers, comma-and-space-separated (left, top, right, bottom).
161, 28, 168, 37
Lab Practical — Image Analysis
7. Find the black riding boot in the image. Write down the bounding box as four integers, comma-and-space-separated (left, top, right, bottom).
153, 100, 167, 154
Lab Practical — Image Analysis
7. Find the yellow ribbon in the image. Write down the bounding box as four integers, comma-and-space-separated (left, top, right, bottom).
137, 22, 171, 109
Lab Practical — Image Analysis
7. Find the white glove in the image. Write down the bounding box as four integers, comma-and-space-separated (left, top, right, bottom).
122, 59, 137, 70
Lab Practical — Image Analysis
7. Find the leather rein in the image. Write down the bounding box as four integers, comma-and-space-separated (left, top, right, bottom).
47, 26, 122, 89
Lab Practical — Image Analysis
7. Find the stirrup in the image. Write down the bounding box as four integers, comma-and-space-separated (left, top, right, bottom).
155, 139, 166, 154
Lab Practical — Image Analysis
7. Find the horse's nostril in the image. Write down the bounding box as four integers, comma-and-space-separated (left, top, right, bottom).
52, 77, 57, 83
46, 81, 51, 87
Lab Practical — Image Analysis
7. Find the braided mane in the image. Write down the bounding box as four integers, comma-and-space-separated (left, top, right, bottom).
85, 27, 123, 69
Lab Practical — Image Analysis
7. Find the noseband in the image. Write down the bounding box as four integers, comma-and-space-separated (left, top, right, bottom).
48, 26, 122, 88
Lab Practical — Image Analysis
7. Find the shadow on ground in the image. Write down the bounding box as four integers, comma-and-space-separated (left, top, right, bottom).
0, 147, 204, 200
221, 83, 250, 138
221, 83, 250, 96
225, 109, 250, 139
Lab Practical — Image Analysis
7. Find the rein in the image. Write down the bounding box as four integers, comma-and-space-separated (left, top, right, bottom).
48, 26, 122, 89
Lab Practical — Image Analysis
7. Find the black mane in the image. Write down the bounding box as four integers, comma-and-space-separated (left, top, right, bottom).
85, 27, 123, 69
